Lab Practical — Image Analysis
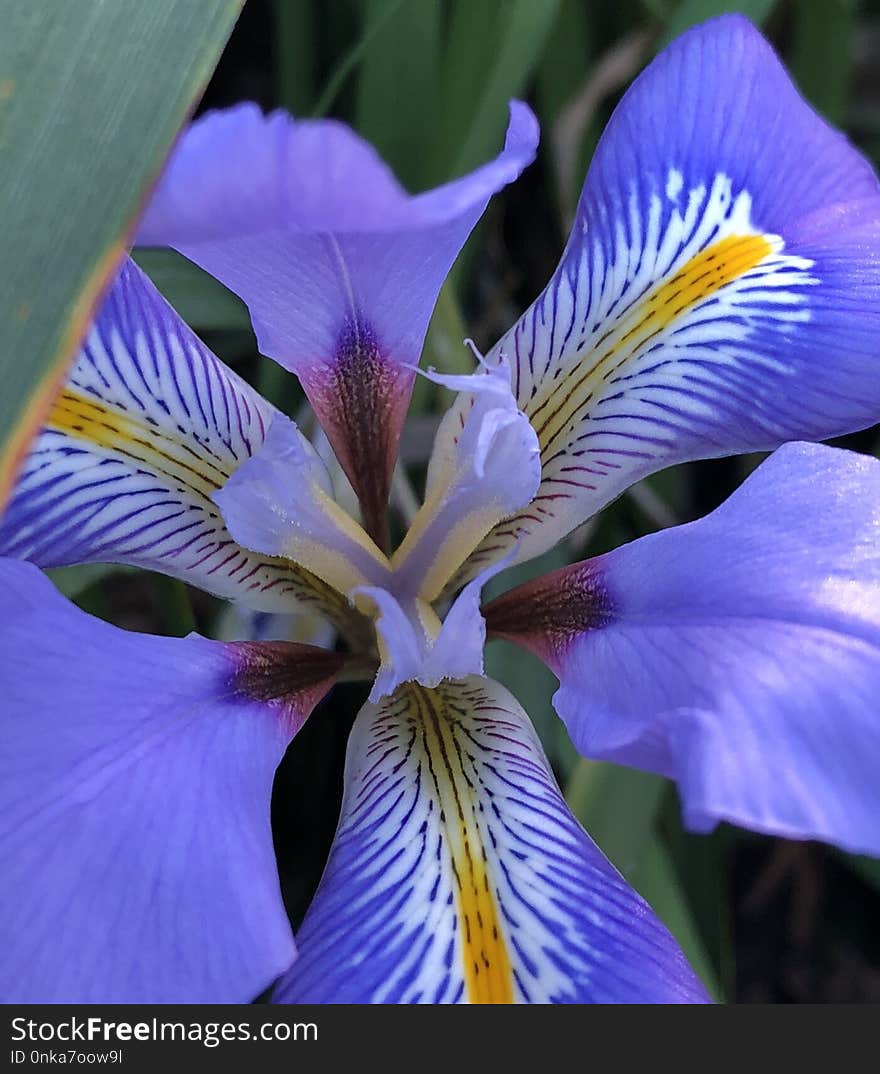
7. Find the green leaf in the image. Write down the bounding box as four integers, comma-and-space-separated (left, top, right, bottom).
46, 564, 136, 601
430, 0, 564, 183
566, 759, 668, 879
0, 0, 241, 508
790, 0, 854, 125
311, 0, 405, 119
428, 0, 502, 184
662, 797, 736, 994
355, 0, 441, 190
274, 0, 317, 115
630, 836, 723, 1000
133, 249, 251, 332
536, 0, 595, 126
658, 0, 776, 49
535, 0, 596, 223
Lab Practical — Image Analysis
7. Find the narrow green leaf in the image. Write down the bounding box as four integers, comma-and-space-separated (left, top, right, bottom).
311, 0, 405, 119
566, 759, 668, 879
430, 0, 563, 183
658, 0, 775, 49
428, 0, 503, 184
535, 0, 596, 223
355, 0, 441, 190
790, 0, 854, 125
274, 0, 317, 115
0, 0, 241, 507
662, 797, 736, 995
536, 0, 594, 125
452, 0, 563, 179
630, 836, 723, 1000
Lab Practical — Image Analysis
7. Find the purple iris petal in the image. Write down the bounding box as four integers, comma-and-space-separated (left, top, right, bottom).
0, 258, 345, 619
485, 442, 880, 856
0, 558, 343, 1002
274, 676, 709, 1004
448, 14, 880, 578
214, 413, 392, 597
137, 101, 539, 543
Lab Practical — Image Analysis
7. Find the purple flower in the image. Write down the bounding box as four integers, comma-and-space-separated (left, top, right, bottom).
2, 15, 880, 1003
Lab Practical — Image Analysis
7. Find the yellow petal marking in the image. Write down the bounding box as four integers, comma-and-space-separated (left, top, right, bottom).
527, 233, 774, 456
49, 387, 230, 496
46, 387, 370, 630
409, 683, 514, 1004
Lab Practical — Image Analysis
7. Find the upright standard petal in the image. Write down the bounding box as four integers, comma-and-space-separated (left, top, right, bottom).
0, 558, 344, 1003
0, 258, 353, 626
390, 356, 540, 601
138, 102, 539, 544
485, 442, 880, 857
442, 15, 880, 580
274, 676, 707, 1004
214, 414, 392, 598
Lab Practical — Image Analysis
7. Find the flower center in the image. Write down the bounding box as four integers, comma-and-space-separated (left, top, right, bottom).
215, 353, 540, 700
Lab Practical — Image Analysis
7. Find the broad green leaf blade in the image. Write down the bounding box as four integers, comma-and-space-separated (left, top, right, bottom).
428, 0, 502, 185
0, 0, 242, 508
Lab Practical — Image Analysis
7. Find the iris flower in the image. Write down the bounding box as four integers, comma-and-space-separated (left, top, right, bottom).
2, 15, 880, 1004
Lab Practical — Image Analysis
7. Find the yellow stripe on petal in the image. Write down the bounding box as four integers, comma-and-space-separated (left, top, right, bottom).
412, 684, 514, 1004
1, 260, 366, 630
431, 173, 819, 591
0, 242, 125, 512
281, 676, 707, 1003
529, 233, 775, 456
49, 387, 231, 496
